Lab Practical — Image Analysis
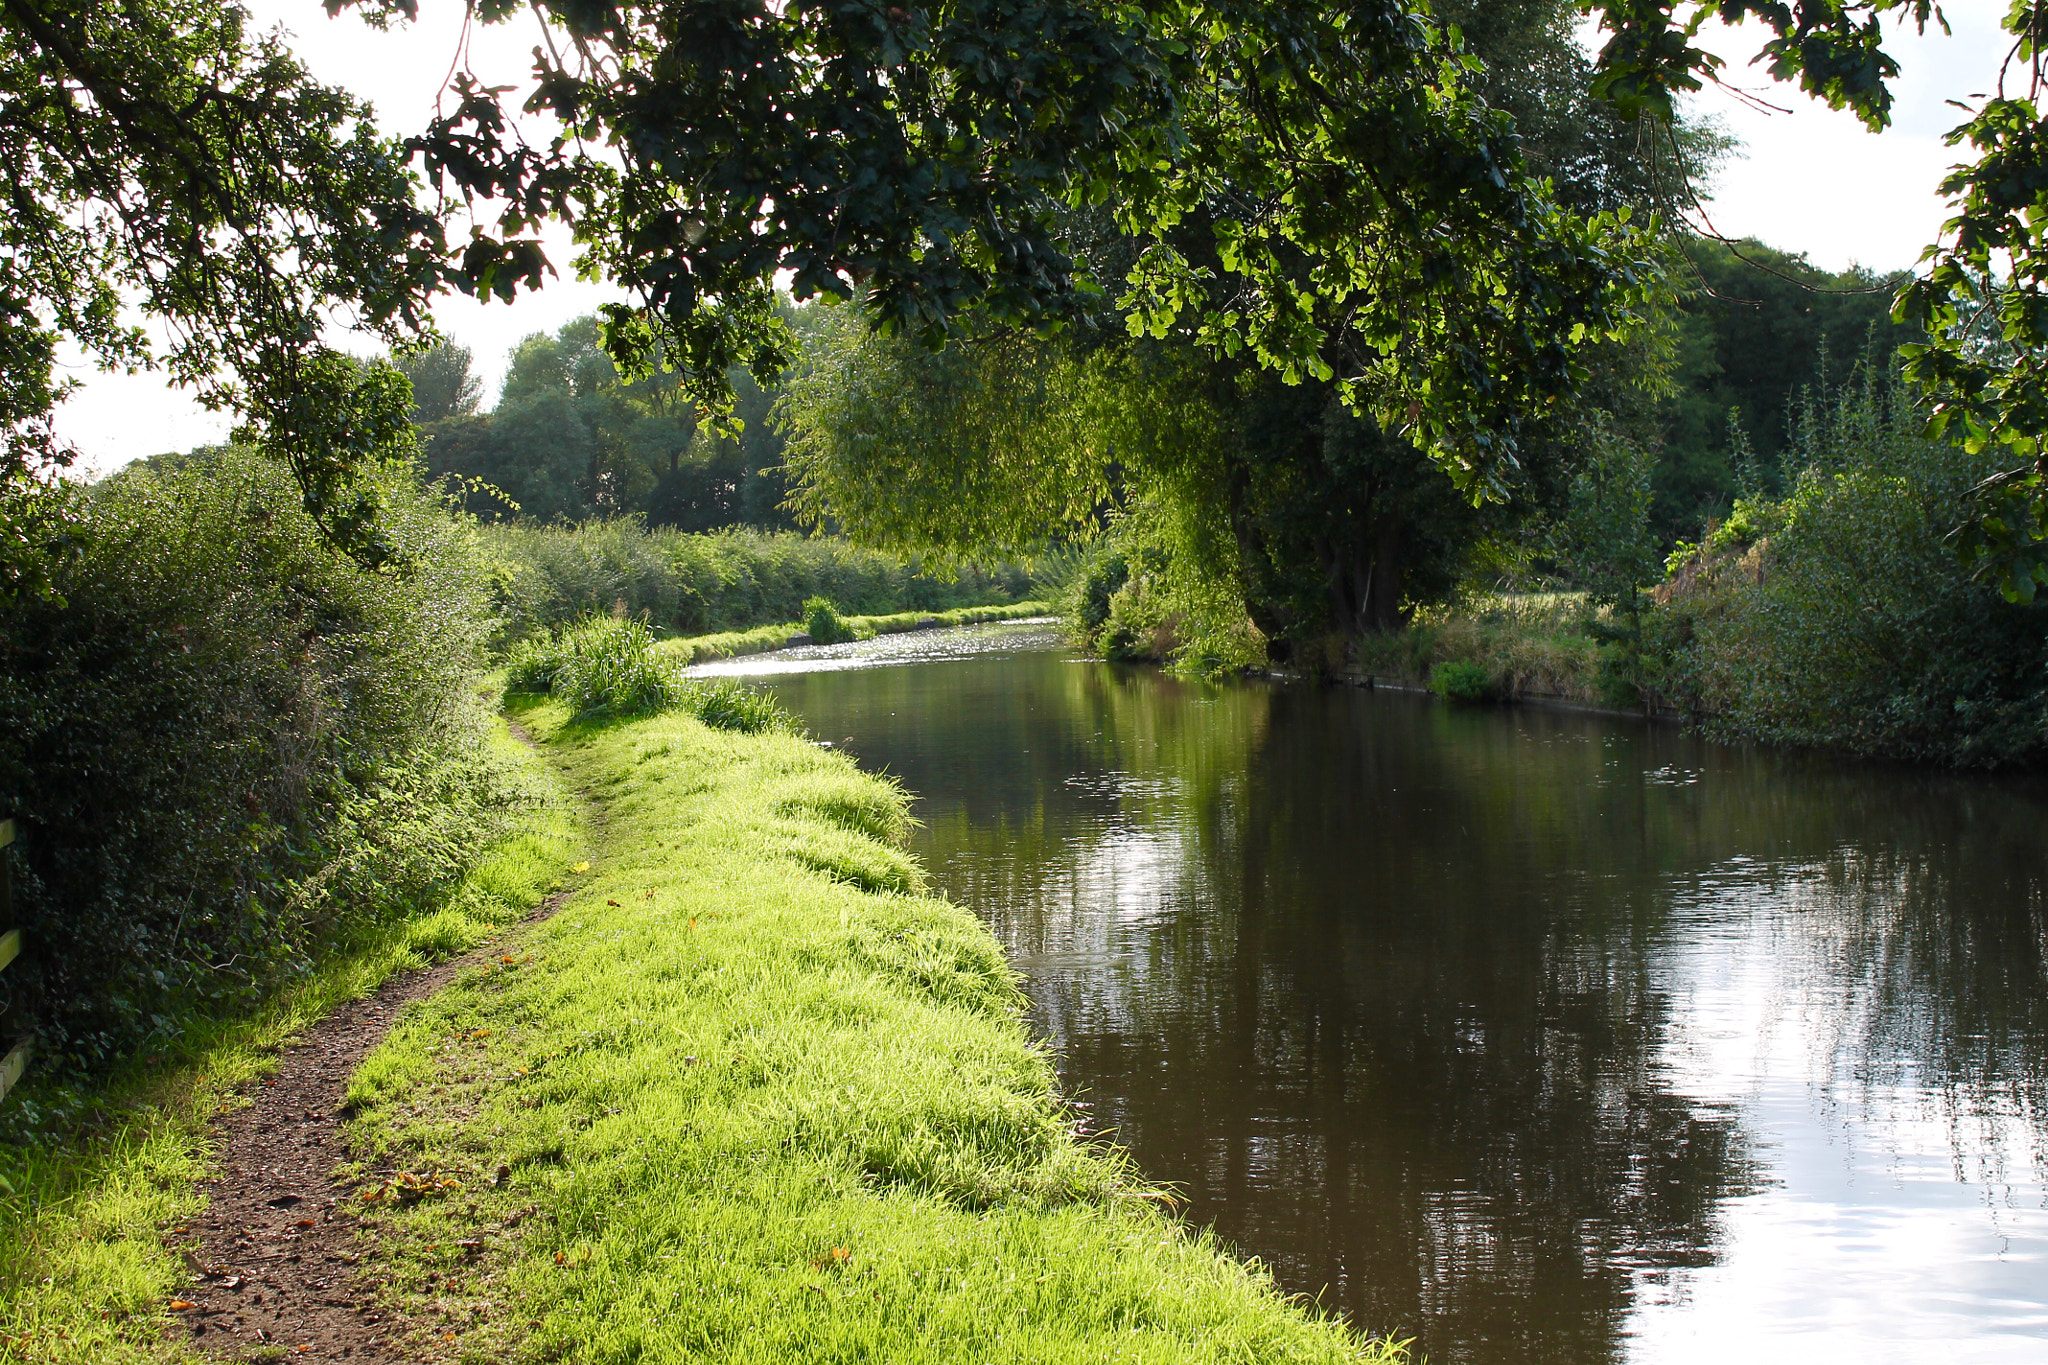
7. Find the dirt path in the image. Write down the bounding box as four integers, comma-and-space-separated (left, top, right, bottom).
174, 720, 579, 1363
171, 891, 562, 1363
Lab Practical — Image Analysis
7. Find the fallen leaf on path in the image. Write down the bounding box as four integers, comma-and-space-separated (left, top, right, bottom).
168, 1300, 196, 1311
294, 1219, 315, 1228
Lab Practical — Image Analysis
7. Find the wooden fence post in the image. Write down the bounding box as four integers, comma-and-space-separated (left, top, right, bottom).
0, 820, 26, 1103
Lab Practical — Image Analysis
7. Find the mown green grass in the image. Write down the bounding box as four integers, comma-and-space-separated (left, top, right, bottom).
660, 600, 1056, 664
341, 697, 1401, 1365
0, 720, 585, 1365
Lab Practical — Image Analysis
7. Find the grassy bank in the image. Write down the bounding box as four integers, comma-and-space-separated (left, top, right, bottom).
659, 600, 1056, 665
0, 720, 584, 1364
1346, 594, 1607, 705
336, 697, 1399, 1364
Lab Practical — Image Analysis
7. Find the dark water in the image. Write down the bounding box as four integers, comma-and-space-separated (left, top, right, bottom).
699, 626, 2048, 1363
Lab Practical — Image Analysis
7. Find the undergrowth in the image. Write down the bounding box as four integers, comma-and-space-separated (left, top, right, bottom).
504, 618, 795, 732
0, 720, 584, 1364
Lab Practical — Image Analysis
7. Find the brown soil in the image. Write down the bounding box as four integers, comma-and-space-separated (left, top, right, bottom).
172, 898, 563, 1363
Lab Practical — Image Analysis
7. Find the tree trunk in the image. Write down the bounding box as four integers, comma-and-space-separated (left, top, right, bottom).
1360, 519, 1405, 632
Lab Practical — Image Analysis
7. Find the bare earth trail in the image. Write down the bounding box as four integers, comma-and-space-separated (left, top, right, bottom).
174, 722, 586, 1363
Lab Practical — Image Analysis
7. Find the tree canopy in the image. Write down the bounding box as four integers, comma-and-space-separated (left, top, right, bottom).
0, 0, 1665, 597
0, 0, 445, 582
15, 0, 2048, 602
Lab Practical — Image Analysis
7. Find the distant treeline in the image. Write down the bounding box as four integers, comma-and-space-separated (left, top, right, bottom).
399, 310, 812, 534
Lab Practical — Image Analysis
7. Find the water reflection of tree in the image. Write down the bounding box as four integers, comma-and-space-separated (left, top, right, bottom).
894, 672, 1758, 1362
781, 653, 2048, 1365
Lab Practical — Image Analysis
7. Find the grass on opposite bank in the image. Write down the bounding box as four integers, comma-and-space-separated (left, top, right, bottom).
0, 721, 584, 1365
1347, 592, 1605, 703
659, 599, 1055, 664
339, 696, 1403, 1365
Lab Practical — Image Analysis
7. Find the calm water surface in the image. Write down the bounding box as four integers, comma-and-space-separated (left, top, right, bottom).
699, 625, 2048, 1364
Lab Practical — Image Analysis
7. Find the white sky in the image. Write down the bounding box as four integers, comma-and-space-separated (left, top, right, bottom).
49, 1, 2025, 474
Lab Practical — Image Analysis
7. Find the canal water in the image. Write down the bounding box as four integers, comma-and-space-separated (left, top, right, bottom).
695, 623, 2048, 1364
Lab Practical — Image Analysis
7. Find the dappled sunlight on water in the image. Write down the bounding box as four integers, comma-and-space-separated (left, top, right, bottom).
751, 625, 2048, 1364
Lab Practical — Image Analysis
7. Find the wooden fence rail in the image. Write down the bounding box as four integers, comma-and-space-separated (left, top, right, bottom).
0, 819, 26, 1103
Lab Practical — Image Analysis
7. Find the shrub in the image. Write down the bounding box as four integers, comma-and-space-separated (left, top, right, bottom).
1661, 370, 2048, 766
804, 595, 854, 645
505, 616, 793, 733
0, 449, 502, 1087
681, 678, 795, 734
1429, 659, 1493, 702
504, 617, 678, 718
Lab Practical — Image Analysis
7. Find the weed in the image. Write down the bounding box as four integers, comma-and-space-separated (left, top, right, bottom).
1429, 660, 1493, 703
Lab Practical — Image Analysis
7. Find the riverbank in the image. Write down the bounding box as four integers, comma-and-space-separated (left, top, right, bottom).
2, 678, 1400, 1364
333, 695, 1393, 1362
1323, 594, 1611, 708
658, 599, 1055, 665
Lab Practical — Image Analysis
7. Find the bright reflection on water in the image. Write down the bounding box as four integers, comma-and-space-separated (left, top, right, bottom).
711, 625, 2048, 1364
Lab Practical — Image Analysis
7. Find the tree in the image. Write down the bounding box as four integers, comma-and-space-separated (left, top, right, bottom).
0, 0, 446, 580
1654, 239, 1917, 543
393, 341, 483, 424
420, 316, 694, 523
5, 0, 1656, 598
782, 1, 1692, 657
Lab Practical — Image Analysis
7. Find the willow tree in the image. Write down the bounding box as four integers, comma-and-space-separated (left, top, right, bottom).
781, 1, 1684, 654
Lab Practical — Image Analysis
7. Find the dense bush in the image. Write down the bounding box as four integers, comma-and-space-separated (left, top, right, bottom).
0, 450, 505, 1087
1662, 375, 2048, 766
484, 520, 1034, 642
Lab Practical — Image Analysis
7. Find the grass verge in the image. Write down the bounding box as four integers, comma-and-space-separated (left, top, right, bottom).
1347, 593, 1605, 704
0, 719, 584, 1364
339, 697, 1401, 1364
660, 600, 1056, 665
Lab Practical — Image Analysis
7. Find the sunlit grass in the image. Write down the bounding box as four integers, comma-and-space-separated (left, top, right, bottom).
1356, 592, 1605, 703
342, 698, 1402, 1364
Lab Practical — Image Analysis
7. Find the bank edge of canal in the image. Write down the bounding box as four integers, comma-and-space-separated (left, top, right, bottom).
3, 691, 1408, 1364
323, 697, 1402, 1363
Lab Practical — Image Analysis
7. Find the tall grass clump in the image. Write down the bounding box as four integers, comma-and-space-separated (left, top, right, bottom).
0, 448, 509, 1112
1662, 367, 2048, 766
506, 615, 793, 732
804, 594, 855, 644
485, 521, 1035, 641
